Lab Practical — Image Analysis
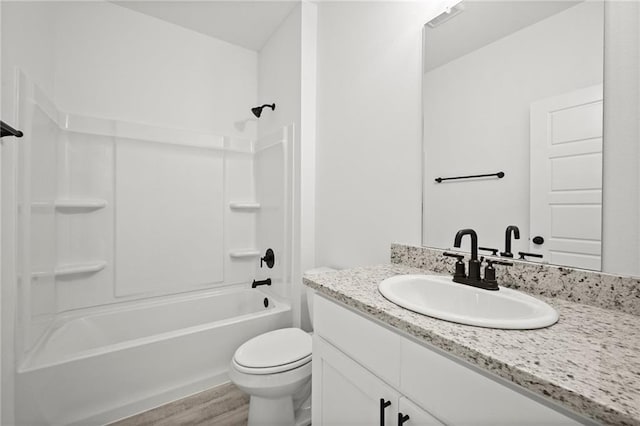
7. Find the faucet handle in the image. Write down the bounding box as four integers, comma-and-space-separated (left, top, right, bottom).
486, 259, 513, 267
518, 251, 543, 260
260, 248, 275, 268
482, 258, 512, 290
443, 252, 464, 261
479, 246, 499, 256
443, 252, 465, 279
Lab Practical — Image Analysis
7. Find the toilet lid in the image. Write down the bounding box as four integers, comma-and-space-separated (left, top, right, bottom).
234, 328, 311, 372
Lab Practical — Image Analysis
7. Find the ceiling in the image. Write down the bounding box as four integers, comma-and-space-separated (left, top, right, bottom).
424, 1, 583, 72
113, 1, 299, 51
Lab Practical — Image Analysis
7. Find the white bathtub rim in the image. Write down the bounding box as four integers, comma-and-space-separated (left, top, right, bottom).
65, 372, 231, 426
59, 282, 286, 322
19, 286, 290, 372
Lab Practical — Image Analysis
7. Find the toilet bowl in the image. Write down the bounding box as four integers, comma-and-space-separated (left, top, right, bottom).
228, 267, 336, 426
229, 328, 312, 426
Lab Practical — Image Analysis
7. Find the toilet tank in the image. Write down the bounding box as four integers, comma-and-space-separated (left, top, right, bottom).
304, 267, 337, 328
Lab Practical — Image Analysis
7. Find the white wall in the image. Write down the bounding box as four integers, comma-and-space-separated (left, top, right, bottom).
315, 2, 438, 269
602, 1, 640, 277
257, 2, 317, 328
258, 5, 301, 141
54, 1, 257, 138
423, 2, 603, 253
314, 0, 640, 278
1, 2, 56, 108
1, 3, 58, 423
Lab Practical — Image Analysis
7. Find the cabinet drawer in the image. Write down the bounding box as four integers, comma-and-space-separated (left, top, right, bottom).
400, 338, 584, 425
314, 295, 401, 387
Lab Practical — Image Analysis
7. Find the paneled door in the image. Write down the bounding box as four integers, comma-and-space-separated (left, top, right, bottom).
530, 84, 603, 270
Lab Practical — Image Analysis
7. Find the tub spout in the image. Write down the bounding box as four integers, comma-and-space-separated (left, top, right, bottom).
252, 278, 272, 288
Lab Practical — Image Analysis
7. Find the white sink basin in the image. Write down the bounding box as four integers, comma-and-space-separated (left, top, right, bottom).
378, 274, 558, 329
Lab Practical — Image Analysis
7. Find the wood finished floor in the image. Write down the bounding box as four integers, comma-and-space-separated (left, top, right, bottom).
110, 382, 249, 426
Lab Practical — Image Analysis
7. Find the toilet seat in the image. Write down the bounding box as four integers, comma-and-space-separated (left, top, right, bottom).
233, 328, 312, 375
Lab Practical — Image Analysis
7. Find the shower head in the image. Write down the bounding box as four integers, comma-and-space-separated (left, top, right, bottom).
251, 103, 276, 118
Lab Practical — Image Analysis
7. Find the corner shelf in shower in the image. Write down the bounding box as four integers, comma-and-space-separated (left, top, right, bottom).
229, 250, 261, 259
55, 199, 107, 211
229, 202, 261, 211
31, 199, 108, 212
32, 261, 107, 279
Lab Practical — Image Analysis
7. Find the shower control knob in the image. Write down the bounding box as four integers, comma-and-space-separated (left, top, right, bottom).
532, 236, 544, 245
260, 248, 275, 269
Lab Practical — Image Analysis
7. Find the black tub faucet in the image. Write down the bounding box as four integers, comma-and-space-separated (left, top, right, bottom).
501, 225, 520, 258
252, 278, 271, 288
454, 229, 481, 281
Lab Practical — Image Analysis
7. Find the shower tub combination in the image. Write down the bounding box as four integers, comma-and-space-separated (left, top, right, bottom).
16, 287, 291, 425
11, 71, 295, 425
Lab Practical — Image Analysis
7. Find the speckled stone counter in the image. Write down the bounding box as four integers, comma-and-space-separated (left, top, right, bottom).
303, 264, 640, 426
391, 244, 640, 316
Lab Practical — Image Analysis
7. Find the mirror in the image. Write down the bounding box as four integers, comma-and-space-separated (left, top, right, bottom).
422, 1, 604, 271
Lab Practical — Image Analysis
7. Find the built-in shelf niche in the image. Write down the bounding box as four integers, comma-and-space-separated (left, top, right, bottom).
229, 202, 261, 211
32, 261, 107, 279
229, 250, 261, 259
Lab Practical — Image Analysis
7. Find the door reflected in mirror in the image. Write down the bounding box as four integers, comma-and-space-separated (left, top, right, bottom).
422, 0, 604, 271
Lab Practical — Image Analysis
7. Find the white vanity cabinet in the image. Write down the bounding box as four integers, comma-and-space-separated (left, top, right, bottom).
312, 295, 587, 426
313, 336, 442, 426
313, 337, 402, 426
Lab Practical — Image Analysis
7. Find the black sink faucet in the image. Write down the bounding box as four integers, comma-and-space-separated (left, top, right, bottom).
501, 225, 520, 258
444, 228, 511, 291
453, 229, 481, 281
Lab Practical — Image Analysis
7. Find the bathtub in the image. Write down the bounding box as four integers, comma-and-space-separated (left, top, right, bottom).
16, 287, 291, 425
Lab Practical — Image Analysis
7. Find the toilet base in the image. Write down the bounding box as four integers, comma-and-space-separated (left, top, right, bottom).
248, 395, 294, 426
246, 385, 311, 426
294, 395, 312, 426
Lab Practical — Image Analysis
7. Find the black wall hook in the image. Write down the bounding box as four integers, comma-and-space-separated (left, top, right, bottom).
1, 121, 23, 138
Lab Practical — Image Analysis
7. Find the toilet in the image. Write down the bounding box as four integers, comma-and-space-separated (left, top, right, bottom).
228, 267, 336, 426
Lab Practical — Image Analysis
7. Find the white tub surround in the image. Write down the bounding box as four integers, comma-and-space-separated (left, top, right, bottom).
17, 288, 291, 425
9, 72, 296, 426
14, 72, 294, 349
304, 263, 640, 426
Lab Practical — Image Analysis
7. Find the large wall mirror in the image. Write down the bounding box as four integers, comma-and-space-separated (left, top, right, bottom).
422, 0, 605, 271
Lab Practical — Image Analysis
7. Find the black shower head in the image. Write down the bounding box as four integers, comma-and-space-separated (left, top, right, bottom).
251, 103, 276, 118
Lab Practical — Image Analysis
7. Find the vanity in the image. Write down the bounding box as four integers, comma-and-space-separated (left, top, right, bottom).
304, 245, 640, 426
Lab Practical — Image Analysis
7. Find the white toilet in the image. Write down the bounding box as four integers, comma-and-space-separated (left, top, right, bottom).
228, 267, 335, 426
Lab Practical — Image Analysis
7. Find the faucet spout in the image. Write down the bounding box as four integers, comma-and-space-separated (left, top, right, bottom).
454, 229, 478, 261
453, 229, 481, 281
501, 225, 520, 258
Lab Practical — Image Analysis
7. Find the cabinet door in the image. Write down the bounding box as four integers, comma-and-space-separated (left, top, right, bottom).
401, 338, 585, 425
398, 397, 445, 426
313, 335, 399, 426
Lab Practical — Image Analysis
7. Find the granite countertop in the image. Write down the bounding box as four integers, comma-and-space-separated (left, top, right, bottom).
303, 264, 640, 426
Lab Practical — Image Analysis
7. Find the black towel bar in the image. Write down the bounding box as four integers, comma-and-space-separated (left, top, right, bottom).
435, 171, 504, 183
